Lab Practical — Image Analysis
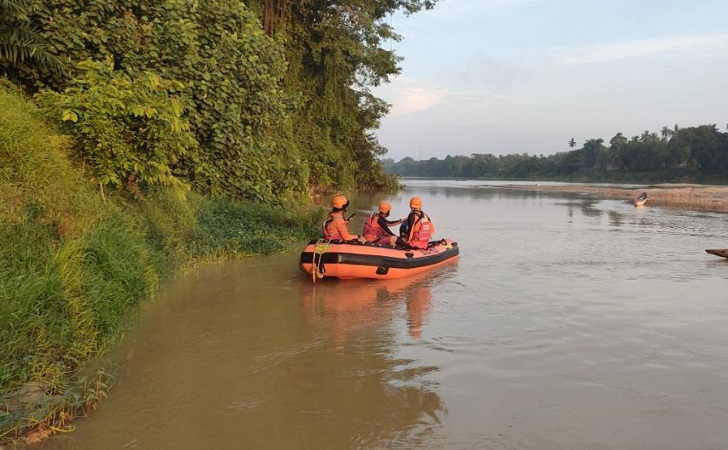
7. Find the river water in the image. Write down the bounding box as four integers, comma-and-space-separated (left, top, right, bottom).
39, 180, 728, 450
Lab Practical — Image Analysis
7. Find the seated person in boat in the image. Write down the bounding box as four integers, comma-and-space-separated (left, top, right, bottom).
362, 200, 404, 246
322, 194, 366, 243
396, 196, 435, 249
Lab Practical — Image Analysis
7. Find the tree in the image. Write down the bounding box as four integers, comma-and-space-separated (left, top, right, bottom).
30, 0, 310, 204
7, 0, 440, 201
568, 138, 576, 150
581, 138, 605, 171
608, 132, 627, 170
247, 0, 439, 191
672, 125, 726, 174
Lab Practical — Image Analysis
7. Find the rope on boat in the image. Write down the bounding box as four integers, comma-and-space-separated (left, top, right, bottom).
311, 239, 330, 283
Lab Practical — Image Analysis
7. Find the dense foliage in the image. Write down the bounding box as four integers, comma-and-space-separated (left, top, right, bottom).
249, 0, 429, 192
384, 125, 728, 182
0, 0, 65, 73
1, 1, 446, 441
37, 59, 196, 198
1, 0, 434, 203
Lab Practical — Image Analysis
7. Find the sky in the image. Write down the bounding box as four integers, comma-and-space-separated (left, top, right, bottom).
371, 0, 728, 162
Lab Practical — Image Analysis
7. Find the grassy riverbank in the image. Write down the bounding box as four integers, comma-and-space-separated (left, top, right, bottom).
0, 88, 321, 446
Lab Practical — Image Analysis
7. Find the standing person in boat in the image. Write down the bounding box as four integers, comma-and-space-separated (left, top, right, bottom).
397, 196, 435, 249
322, 194, 366, 243
362, 200, 404, 246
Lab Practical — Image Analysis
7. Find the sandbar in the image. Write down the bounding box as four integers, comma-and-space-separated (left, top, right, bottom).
499, 183, 728, 213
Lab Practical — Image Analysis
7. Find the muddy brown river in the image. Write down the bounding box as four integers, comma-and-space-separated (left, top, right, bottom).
39, 180, 728, 449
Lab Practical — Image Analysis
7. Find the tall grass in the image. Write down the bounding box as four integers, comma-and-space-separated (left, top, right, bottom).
0, 85, 155, 438
0, 83, 102, 238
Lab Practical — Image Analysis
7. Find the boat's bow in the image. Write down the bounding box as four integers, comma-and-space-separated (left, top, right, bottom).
706, 249, 728, 259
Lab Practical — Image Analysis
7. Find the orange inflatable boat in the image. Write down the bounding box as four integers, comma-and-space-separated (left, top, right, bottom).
299, 238, 459, 281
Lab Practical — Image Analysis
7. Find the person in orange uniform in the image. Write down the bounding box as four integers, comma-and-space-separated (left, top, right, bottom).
322, 194, 366, 243
362, 201, 404, 246
397, 196, 435, 249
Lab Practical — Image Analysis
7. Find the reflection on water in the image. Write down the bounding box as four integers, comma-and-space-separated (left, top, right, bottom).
301, 263, 456, 346
39, 180, 728, 450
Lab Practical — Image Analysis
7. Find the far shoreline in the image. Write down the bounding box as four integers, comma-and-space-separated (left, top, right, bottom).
495, 182, 728, 214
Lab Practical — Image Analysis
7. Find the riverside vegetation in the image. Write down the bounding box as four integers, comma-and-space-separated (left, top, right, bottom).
2, 0, 442, 444
0, 87, 323, 444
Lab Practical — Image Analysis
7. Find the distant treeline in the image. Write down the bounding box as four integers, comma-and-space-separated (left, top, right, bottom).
383, 125, 728, 182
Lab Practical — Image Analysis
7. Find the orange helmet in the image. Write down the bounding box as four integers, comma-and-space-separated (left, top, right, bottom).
409, 196, 422, 210
332, 194, 349, 210
378, 201, 391, 214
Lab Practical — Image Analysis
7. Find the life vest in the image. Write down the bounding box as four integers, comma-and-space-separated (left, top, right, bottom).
323, 211, 358, 241
362, 213, 385, 242
411, 213, 433, 248
322, 213, 343, 240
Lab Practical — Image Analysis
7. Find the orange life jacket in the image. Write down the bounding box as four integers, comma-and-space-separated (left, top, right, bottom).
362, 212, 385, 242
322, 212, 357, 241
411, 213, 433, 248
322, 215, 340, 240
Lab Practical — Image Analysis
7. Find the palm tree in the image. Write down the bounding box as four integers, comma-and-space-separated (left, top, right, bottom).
0, 0, 65, 73
568, 138, 576, 150
609, 132, 626, 170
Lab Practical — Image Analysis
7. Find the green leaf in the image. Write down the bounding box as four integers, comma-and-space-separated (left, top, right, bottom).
61, 110, 79, 122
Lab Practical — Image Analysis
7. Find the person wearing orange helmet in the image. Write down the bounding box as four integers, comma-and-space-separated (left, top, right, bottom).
396, 196, 435, 249
322, 194, 366, 243
362, 200, 404, 246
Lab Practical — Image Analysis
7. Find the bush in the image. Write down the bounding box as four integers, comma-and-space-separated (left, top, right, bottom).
192, 198, 322, 257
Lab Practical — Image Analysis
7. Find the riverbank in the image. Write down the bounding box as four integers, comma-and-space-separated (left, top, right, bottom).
499, 183, 728, 213
0, 89, 322, 448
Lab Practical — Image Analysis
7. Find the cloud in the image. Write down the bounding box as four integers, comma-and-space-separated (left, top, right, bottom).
555, 34, 728, 65
392, 87, 448, 116
375, 77, 504, 118
375, 77, 448, 116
